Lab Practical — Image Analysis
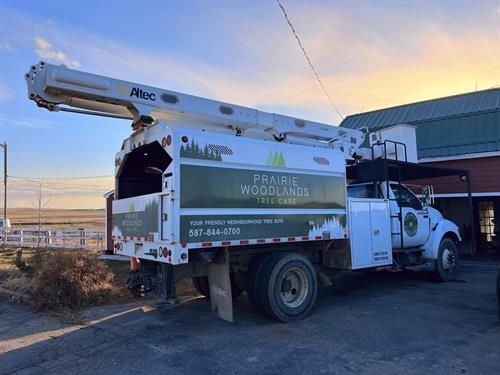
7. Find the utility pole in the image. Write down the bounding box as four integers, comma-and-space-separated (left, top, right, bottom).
0, 142, 6, 223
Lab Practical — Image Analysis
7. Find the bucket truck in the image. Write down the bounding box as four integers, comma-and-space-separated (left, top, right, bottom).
26, 62, 462, 322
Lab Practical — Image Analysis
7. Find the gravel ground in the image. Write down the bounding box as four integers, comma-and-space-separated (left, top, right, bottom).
0, 262, 499, 375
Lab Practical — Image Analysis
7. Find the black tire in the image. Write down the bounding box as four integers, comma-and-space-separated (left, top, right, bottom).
247, 253, 281, 310
192, 275, 243, 300
434, 238, 459, 282
192, 276, 210, 297
496, 270, 500, 323
258, 252, 318, 322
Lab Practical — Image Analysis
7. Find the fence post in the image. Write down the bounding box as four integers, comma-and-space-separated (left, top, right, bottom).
80, 229, 85, 249
45, 230, 51, 247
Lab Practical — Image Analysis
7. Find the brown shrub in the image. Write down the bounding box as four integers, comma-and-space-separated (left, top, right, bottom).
26, 249, 116, 311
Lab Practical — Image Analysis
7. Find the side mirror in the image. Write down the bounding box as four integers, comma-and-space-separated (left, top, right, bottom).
422, 185, 434, 207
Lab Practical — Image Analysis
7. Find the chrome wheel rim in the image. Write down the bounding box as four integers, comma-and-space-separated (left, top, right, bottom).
441, 248, 456, 273
279, 267, 308, 308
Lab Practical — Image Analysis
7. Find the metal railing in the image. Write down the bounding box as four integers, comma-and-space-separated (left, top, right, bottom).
0, 227, 104, 250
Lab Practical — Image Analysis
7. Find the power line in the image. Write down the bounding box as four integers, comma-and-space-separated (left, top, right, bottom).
8, 175, 113, 180
276, 0, 344, 120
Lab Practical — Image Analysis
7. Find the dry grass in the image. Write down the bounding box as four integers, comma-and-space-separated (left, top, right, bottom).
0, 246, 199, 322
0, 249, 33, 305
0, 248, 135, 312
25, 249, 115, 310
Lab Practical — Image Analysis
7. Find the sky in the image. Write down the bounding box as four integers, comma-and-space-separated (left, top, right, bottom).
0, 0, 499, 209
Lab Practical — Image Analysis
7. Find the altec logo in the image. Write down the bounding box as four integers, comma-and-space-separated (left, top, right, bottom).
130, 87, 156, 101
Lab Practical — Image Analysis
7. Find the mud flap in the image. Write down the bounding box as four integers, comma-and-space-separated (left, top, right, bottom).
207, 247, 233, 322
155, 264, 176, 302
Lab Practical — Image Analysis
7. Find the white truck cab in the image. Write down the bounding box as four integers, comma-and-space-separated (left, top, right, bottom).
347, 181, 461, 280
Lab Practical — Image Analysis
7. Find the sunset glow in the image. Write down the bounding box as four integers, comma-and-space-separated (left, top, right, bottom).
0, 1, 498, 208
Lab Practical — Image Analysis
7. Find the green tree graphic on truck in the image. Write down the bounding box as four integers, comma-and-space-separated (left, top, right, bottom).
266, 151, 286, 167
180, 138, 222, 161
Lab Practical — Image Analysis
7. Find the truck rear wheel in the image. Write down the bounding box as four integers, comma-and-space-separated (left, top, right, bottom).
247, 253, 283, 311
434, 238, 459, 282
192, 275, 243, 300
257, 252, 318, 322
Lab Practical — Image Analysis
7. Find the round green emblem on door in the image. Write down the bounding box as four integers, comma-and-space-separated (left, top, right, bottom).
404, 212, 418, 237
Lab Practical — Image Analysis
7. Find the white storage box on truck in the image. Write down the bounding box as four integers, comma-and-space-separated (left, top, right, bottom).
26, 62, 469, 322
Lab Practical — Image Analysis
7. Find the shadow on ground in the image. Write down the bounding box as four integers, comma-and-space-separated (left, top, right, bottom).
1, 265, 499, 375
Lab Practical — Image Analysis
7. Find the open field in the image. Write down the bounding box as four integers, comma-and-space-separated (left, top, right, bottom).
0, 262, 499, 374
6, 208, 104, 229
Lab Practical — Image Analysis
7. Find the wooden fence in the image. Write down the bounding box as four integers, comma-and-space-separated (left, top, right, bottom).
0, 227, 105, 250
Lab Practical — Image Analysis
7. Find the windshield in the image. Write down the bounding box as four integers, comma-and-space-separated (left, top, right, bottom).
347, 184, 380, 199
390, 184, 423, 210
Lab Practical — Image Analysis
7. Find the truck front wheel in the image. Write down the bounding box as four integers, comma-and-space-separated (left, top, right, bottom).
258, 252, 318, 322
434, 238, 459, 282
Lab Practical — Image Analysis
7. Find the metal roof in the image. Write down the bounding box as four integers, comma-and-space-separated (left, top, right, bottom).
340, 88, 500, 158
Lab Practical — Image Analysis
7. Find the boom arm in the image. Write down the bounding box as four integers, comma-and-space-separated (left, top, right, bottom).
25, 61, 365, 158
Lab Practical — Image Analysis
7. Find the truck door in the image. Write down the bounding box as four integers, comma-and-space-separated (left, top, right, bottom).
385, 183, 431, 248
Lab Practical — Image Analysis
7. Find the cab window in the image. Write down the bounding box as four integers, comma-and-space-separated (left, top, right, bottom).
390, 184, 422, 210
347, 184, 379, 199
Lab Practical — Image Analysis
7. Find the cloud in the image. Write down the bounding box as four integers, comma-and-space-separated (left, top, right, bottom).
34, 36, 80, 68
0, 79, 15, 102
0, 41, 11, 51
0, 113, 55, 129
327, 26, 500, 113
2, 6, 497, 122
0, 4, 498, 208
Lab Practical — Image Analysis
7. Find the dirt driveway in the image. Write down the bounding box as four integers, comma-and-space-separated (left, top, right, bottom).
1, 262, 499, 375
